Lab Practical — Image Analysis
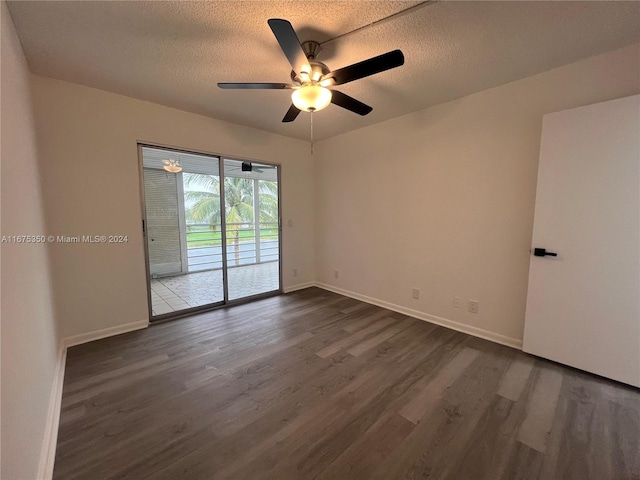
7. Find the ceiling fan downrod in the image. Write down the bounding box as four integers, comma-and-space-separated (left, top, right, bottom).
301, 41, 321, 60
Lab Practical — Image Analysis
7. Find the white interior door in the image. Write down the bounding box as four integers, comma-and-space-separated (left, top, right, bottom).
523, 94, 640, 388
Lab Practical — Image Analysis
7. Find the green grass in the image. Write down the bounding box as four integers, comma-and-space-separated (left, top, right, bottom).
186, 227, 278, 247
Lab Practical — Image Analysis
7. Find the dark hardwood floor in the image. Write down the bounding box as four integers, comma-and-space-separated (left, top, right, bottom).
53, 287, 640, 480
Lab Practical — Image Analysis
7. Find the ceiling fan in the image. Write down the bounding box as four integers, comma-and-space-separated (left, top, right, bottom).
218, 18, 405, 122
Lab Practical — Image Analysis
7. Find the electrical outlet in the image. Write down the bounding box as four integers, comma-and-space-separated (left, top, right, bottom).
453, 296, 462, 308
288, 219, 293, 227
293, 268, 298, 277
468, 300, 479, 314
412, 288, 420, 300
334, 270, 339, 279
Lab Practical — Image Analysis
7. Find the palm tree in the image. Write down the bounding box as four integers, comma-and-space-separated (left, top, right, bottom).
257, 180, 279, 224
223, 177, 254, 265
183, 173, 277, 266
183, 173, 220, 227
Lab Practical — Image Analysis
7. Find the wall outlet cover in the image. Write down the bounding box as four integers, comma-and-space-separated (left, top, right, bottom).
468, 300, 479, 314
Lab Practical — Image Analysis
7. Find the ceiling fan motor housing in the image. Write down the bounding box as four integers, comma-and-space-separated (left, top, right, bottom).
291, 61, 330, 84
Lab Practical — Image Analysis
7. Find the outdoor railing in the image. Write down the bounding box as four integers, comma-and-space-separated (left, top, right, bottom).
186, 222, 279, 271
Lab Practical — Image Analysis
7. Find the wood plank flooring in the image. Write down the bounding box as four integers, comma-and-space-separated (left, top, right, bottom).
53, 287, 640, 480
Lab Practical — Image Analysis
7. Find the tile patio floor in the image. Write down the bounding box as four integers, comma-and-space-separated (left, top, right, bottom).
150, 261, 279, 316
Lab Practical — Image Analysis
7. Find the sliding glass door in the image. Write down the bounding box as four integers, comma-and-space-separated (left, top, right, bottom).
140, 146, 281, 320
223, 159, 280, 301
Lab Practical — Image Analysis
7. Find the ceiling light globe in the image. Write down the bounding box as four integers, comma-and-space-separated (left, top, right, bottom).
163, 159, 182, 173
292, 85, 332, 112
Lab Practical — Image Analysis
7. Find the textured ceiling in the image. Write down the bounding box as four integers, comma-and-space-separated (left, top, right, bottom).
7, 1, 640, 141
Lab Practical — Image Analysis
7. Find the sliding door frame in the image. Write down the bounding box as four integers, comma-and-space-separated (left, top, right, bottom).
137, 142, 283, 323
218, 157, 230, 303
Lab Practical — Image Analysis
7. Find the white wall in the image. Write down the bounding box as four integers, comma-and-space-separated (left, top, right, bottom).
1, 2, 60, 479
30, 76, 314, 339
314, 43, 640, 346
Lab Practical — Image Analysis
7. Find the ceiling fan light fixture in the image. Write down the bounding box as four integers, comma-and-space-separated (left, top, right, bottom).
319, 77, 335, 88
163, 159, 182, 173
292, 84, 332, 112
298, 71, 310, 82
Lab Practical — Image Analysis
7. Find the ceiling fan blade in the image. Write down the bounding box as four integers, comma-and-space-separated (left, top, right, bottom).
323, 49, 404, 86
217, 82, 293, 89
330, 90, 373, 116
268, 19, 311, 74
282, 104, 301, 122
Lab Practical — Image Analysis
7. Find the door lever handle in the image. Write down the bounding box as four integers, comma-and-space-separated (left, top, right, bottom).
534, 248, 557, 257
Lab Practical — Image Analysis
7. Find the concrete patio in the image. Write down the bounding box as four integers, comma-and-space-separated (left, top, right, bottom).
150, 261, 280, 315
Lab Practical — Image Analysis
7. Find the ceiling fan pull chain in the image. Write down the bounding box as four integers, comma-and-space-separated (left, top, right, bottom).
310, 111, 314, 155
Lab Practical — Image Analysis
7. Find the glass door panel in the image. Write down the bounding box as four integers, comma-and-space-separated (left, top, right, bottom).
223, 159, 280, 301
142, 146, 224, 318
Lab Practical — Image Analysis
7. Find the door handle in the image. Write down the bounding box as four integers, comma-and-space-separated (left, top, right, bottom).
534, 248, 557, 257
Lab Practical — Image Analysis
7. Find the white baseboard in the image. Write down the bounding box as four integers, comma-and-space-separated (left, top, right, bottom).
37, 343, 66, 480
283, 281, 315, 293
63, 319, 148, 348
315, 282, 522, 350
37, 319, 149, 479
